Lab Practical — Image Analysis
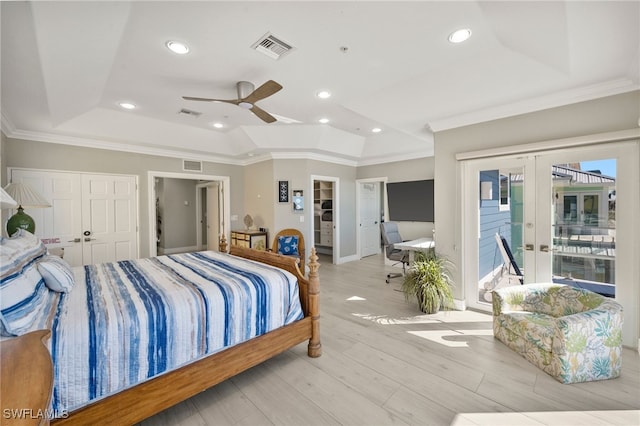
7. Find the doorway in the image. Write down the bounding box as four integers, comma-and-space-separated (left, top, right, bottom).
462, 141, 638, 347
148, 171, 230, 257
310, 175, 339, 264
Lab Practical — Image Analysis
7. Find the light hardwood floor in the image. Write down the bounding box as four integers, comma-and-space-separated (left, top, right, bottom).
140, 253, 640, 426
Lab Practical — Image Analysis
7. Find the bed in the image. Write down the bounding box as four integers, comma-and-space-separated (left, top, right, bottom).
0, 230, 320, 425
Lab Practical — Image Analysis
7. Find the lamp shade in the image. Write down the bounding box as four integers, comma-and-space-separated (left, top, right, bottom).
0, 187, 18, 209
3, 182, 51, 208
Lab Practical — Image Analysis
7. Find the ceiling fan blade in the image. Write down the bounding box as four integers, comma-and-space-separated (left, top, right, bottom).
243, 80, 283, 104
250, 105, 278, 123
182, 96, 239, 105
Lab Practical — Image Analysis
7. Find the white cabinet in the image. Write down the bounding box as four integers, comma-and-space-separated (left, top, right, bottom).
314, 181, 333, 248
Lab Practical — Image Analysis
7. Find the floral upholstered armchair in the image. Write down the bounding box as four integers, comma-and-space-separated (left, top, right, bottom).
492, 283, 623, 384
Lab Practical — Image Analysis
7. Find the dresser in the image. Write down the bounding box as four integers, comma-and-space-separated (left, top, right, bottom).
230, 230, 268, 250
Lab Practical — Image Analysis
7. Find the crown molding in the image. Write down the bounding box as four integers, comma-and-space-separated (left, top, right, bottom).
429, 78, 639, 132
2, 127, 251, 166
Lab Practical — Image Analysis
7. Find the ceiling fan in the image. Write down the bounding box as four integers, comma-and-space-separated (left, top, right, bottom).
183, 80, 283, 123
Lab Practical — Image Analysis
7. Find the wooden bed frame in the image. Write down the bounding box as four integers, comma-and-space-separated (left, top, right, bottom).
43, 246, 321, 425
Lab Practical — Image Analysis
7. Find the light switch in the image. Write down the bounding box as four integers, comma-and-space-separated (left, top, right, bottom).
299, 215, 304, 222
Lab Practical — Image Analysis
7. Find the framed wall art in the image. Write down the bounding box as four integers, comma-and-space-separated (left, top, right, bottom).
293, 190, 304, 212
278, 180, 289, 203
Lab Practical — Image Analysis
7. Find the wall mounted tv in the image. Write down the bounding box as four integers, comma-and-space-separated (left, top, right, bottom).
386, 179, 434, 222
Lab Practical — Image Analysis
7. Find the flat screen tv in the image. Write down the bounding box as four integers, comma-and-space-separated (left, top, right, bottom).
386, 179, 434, 222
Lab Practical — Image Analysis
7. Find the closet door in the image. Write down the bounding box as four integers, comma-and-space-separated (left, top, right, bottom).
9, 169, 138, 266
81, 174, 138, 264
10, 169, 83, 266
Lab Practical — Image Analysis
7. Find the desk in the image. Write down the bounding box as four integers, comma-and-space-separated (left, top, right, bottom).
394, 237, 435, 262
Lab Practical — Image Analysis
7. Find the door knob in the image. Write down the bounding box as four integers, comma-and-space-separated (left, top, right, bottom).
540, 245, 550, 252
525, 244, 534, 251
68, 238, 81, 243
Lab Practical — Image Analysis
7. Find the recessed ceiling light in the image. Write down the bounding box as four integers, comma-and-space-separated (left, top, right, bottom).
318, 118, 329, 124
118, 102, 136, 110
166, 40, 189, 54
212, 122, 224, 129
316, 90, 331, 99
448, 28, 472, 44
372, 127, 382, 133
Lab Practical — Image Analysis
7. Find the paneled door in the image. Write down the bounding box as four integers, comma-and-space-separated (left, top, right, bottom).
359, 181, 382, 258
81, 174, 137, 264
9, 169, 138, 266
10, 169, 84, 266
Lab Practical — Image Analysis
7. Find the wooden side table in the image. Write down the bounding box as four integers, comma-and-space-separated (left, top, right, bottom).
230, 230, 268, 251
0, 330, 54, 425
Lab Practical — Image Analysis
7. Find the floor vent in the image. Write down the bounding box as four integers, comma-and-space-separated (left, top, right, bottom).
183, 160, 203, 172
251, 32, 294, 60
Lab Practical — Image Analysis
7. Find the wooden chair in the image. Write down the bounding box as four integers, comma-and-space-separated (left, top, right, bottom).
271, 228, 305, 272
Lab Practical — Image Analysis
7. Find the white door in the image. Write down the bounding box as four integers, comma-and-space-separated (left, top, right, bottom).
463, 141, 638, 347
10, 169, 83, 266
206, 183, 220, 251
359, 181, 381, 257
82, 174, 137, 264
9, 169, 138, 266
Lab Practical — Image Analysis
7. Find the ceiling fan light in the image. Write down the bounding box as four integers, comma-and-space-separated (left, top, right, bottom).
166, 40, 189, 54
238, 102, 253, 110
448, 28, 472, 43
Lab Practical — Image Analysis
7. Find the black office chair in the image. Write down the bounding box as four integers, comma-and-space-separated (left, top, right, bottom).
380, 222, 409, 284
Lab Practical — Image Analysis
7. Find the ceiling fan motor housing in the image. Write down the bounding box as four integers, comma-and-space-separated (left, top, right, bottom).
237, 81, 255, 100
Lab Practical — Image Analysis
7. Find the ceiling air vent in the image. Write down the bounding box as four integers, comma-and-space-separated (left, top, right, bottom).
183, 160, 203, 172
178, 108, 202, 118
251, 32, 294, 60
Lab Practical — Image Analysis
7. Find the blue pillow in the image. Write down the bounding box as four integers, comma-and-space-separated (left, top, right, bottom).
38, 255, 75, 293
277, 235, 299, 256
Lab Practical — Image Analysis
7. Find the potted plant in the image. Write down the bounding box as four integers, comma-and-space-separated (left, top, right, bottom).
401, 251, 455, 314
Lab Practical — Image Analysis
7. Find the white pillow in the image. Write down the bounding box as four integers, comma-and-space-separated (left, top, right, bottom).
0, 229, 48, 336
37, 255, 75, 293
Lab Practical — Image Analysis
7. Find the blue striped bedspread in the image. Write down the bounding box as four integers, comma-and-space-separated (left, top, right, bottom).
48, 251, 304, 413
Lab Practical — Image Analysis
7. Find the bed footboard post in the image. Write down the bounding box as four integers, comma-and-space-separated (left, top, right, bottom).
219, 234, 228, 253
307, 247, 322, 357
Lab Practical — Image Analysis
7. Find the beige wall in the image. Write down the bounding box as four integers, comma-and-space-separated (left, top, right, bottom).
357, 157, 435, 240
160, 178, 198, 251
434, 91, 640, 346
272, 159, 358, 259
2, 137, 245, 258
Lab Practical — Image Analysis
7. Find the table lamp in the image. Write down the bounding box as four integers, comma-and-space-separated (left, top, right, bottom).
0, 187, 18, 209
3, 182, 51, 236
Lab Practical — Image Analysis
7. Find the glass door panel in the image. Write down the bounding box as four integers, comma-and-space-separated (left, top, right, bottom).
551, 161, 616, 297
467, 156, 535, 308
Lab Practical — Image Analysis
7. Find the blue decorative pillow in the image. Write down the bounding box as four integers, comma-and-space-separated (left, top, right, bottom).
277, 235, 299, 256
38, 255, 75, 293
0, 229, 49, 336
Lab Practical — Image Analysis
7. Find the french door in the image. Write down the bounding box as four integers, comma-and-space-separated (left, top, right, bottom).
463, 141, 638, 347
